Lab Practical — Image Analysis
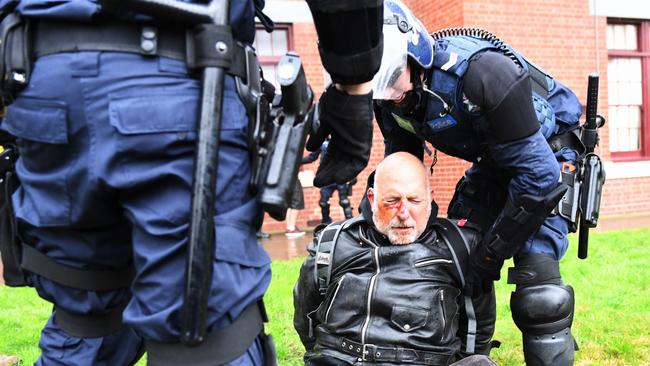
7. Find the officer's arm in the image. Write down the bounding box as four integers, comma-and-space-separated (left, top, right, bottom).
463, 51, 559, 203
463, 52, 561, 264
374, 103, 425, 160
293, 237, 323, 350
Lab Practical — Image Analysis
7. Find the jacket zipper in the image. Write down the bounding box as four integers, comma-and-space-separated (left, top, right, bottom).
325, 274, 347, 323
440, 289, 446, 342
414, 258, 453, 267
361, 246, 380, 345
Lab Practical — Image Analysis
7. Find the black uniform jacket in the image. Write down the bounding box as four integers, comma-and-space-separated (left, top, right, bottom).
293, 206, 484, 365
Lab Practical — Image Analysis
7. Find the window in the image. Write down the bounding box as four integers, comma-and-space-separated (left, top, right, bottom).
607, 21, 650, 160
253, 25, 292, 89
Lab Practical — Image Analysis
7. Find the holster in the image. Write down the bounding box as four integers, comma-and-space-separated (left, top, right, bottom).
0, 12, 31, 104
257, 52, 314, 220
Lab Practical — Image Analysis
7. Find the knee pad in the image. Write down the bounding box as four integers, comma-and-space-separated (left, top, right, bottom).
511, 284, 575, 366
511, 284, 574, 334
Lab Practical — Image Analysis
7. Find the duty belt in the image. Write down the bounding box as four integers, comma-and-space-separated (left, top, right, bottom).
31, 20, 249, 81
317, 332, 454, 365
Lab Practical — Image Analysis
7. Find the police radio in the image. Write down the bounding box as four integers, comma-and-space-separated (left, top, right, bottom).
577, 73, 606, 259
258, 52, 315, 220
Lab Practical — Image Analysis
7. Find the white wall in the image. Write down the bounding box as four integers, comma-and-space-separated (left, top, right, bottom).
591, 0, 650, 19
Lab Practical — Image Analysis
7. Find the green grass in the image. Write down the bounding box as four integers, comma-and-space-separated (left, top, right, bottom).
2, 228, 649, 365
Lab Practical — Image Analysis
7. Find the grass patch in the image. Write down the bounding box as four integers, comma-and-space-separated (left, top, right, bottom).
2, 228, 649, 365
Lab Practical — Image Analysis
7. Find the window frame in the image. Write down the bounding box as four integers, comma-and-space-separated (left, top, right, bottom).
255, 23, 294, 66
607, 19, 650, 161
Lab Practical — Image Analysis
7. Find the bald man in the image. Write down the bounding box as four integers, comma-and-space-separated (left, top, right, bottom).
293, 152, 497, 365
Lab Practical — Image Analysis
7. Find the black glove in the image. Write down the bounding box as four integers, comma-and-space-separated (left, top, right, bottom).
467, 244, 504, 296
306, 85, 373, 187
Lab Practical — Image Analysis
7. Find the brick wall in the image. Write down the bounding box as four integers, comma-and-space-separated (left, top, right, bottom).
261, 0, 649, 233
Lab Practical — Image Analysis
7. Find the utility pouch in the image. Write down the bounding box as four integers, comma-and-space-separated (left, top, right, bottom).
557, 162, 581, 232
0, 12, 31, 104
0, 142, 26, 286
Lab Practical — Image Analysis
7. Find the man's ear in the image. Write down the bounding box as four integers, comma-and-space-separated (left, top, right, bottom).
367, 187, 375, 207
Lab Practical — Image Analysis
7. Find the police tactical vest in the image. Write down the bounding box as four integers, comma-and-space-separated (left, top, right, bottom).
417, 33, 582, 162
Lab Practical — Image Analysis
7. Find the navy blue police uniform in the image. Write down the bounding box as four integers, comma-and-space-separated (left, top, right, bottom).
377, 33, 582, 365
0, 0, 270, 364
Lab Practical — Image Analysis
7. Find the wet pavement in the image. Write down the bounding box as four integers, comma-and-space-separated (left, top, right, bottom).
260, 232, 313, 260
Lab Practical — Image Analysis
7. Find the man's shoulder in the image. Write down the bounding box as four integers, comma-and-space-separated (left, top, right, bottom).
430, 217, 482, 253
314, 216, 367, 242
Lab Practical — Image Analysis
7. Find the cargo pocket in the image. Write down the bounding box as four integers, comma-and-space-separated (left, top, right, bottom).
391, 305, 429, 333
1, 97, 72, 226
109, 92, 198, 135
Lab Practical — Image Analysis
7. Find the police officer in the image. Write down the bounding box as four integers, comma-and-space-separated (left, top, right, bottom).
0, 0, 271, 364
302, 139, 355, 224
0, 0, 381, 365
365, 1, 581, 365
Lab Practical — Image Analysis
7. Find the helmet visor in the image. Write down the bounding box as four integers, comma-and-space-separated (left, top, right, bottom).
371, 26, 410, 100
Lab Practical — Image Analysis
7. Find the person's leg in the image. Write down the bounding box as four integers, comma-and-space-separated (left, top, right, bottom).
285, 208, 305, 237
336, 184, 353, 219
85, 54, 271, 364
5, 52, 143, 365
509, 148, 579, 366
286, 208, 298, 231
319, 184, 335, 224
286, 180, 306, 237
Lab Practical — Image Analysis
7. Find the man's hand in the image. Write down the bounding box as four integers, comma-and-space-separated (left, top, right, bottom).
467, 244, 504, 296
307, 85, 374, 187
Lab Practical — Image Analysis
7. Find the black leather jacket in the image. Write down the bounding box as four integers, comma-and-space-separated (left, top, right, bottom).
293, 210, 494, 365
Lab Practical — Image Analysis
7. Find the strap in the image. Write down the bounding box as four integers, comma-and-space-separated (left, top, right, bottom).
146, 301, 265, 366
463, 294, 477, 354
20, 243, 135, 291
435, 218, 476, 354
317, 332, 454, 365
435, 218, 470, 286
548, 128, 586, 155
31, 20, 248, 80
54, 301, 128, 338
524, 59, 549, 99
314, 216, 364, 295
507, 253, 562, 286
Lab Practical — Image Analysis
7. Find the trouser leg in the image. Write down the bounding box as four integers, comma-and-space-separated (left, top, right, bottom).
319, 185, 334, 224
6, 52, 143, 366
36, 315, 143, 366
336, 184, 353, 219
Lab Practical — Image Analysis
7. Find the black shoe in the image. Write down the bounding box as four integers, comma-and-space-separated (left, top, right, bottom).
256, 231, 271, 239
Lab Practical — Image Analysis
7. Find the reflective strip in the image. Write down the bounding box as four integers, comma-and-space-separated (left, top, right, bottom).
414, 258, 453, 267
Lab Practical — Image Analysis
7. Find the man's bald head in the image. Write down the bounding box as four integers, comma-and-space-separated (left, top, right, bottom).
368, 152, 431, 244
